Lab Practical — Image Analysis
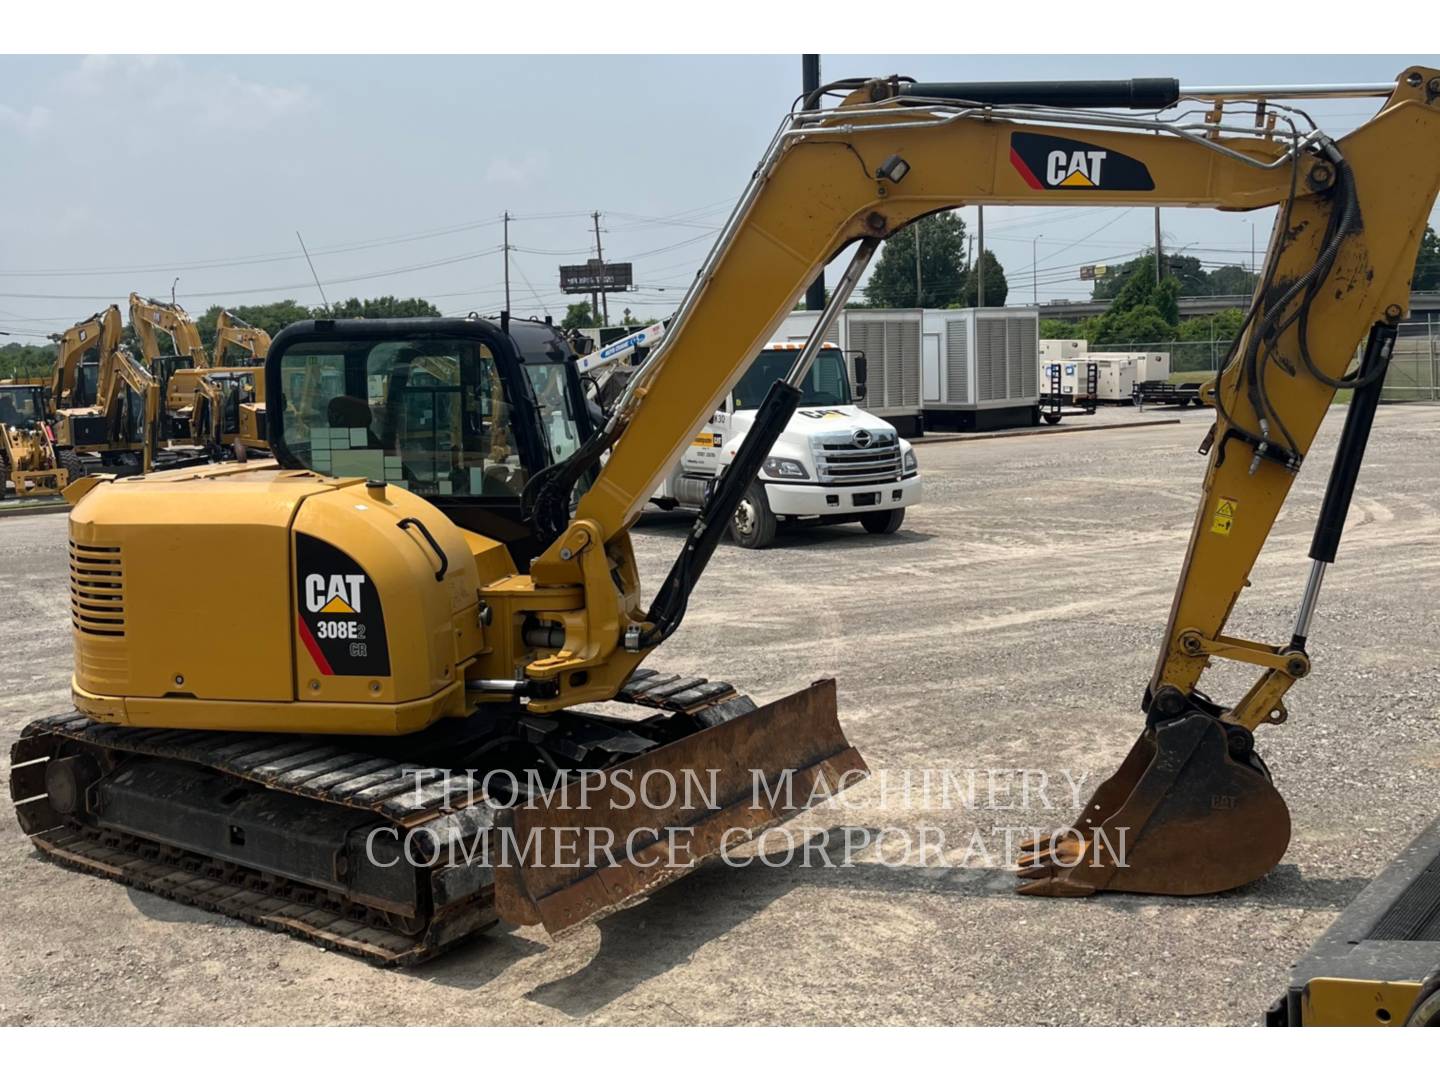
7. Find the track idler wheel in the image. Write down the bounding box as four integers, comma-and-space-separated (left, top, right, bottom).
1016, 692, 1291, 897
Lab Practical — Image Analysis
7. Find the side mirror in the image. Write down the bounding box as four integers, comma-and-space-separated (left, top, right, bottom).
852, 351, 868, 401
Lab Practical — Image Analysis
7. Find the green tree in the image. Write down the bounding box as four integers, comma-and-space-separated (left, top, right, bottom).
0, 341, 58, 381
561, 301, 600, 330
195, 299, 314, 350
1415, 224, 1440, 292
1040, 317, 1084, 339
958, 250, 1008, 308
1206, 265, 1259, 298
864, 212, 968, 308
324, 296, 441, 320
1176, 308, 1247, 342
1093, 251, 1259, 299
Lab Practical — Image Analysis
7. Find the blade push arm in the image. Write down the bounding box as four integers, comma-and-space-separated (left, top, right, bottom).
513, 67, 1440, 712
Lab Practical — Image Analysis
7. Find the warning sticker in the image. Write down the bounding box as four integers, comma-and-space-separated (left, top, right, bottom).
1211, 496, 1238, 536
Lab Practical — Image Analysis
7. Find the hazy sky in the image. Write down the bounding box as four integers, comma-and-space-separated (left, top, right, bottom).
1, 53, 1435, 340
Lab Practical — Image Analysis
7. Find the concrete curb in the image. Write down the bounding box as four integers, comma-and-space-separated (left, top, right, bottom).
913, 417, 1181, 445
0, 499, 70, 519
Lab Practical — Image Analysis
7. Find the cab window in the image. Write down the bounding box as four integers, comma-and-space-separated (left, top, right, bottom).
275, 337, 529, 497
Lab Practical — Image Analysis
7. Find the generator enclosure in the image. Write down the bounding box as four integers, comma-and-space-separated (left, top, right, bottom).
918, 307, 1039, 431
775, 309, 926, 436
1084, 352, 1172, 401
1042, 360, 1097, 401
773, 307, 1041, 433
1039, 338, 1088, 362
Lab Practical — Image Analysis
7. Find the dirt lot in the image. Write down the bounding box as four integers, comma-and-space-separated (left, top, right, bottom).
3, 404, 1438, 1026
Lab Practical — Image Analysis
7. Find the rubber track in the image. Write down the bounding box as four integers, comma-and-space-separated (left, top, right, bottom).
9, 671, 753, 964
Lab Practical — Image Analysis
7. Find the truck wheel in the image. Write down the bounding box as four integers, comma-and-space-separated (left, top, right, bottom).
1042, 413, 1062, 425
56, 448, 84, 484
729, 482, 777, 549
861, 508, 905, 535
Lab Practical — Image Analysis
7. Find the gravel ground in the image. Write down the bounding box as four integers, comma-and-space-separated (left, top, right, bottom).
2, 403, 1437, 1026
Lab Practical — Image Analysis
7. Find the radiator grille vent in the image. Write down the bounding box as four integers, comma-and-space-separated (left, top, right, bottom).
70, 541, 125, 637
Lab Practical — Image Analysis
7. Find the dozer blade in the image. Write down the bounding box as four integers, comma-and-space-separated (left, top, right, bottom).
493, 678, 867, 934
1016, 710, 1290, 897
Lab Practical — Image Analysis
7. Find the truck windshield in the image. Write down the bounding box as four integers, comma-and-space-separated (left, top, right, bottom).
731, 348, 851, 410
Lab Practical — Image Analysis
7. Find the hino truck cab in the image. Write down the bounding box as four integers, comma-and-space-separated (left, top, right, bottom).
650, 341, 922, 548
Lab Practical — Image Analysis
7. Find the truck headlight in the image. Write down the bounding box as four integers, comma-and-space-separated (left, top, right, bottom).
903, 448, 917, 473
762, 456, 809, 480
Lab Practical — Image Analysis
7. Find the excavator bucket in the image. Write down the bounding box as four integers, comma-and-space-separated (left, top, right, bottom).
493, 678, 867, 934
1016, 708, 1291, 897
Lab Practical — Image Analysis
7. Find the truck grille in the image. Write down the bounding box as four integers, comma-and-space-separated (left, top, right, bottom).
813, 432, 902, 485
70, 541, 125, 637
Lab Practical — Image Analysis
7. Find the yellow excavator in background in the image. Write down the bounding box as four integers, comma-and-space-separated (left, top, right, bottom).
9, 68, 1440, 976
52, 335, 161, 476
0, 381, 69, 499
128, 292, 210, 439
47, 307, 161, 476
48, 306, 118, 417
189, 310, 271, 460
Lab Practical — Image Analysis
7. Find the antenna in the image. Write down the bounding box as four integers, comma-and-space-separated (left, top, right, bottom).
296, 230, 330, 312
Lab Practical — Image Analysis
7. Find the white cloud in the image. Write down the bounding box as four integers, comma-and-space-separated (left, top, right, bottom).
0, 104, 52, 134
60, 54, 311, 131
485, 153, 548, 185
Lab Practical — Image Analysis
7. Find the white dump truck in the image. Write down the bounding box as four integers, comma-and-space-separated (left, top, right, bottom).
650, 340, 922, 548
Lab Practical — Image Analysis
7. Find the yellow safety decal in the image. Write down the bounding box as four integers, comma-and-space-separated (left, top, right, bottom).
691, 433, 719, 448
1211, 496, 1238, 536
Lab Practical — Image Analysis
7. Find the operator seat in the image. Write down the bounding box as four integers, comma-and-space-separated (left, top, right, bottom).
326, 396, 383, 448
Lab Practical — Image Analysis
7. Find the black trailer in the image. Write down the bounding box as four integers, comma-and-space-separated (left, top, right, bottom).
1133, 379, 1206, 408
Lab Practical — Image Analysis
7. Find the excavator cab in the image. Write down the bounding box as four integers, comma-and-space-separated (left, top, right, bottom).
268, 316, 595, 563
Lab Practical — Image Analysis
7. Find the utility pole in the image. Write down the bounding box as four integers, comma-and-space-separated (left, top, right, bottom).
1154, 207, 1163, 284
592, 211, 608, 324
1250, 220, 1256, 277
914, 218, 923, 308
502, 211, 512, 314
802, 53, 827, 312
1033, 234, 1043, 305
976, 206, 986, 307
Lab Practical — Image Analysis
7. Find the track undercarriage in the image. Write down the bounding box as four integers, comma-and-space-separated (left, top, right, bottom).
10, 673, 864, 964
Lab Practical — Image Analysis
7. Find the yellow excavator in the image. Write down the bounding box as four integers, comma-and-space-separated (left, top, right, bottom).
49, 307, 162, 476
189, 310, 270, 460
49, 306, 116, 416
9, 67, 1440, 974
128, 292, 211, 439
0, 381, 69, 499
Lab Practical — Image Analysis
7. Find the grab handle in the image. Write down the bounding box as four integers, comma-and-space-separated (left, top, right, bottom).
398, 517, 449, 582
